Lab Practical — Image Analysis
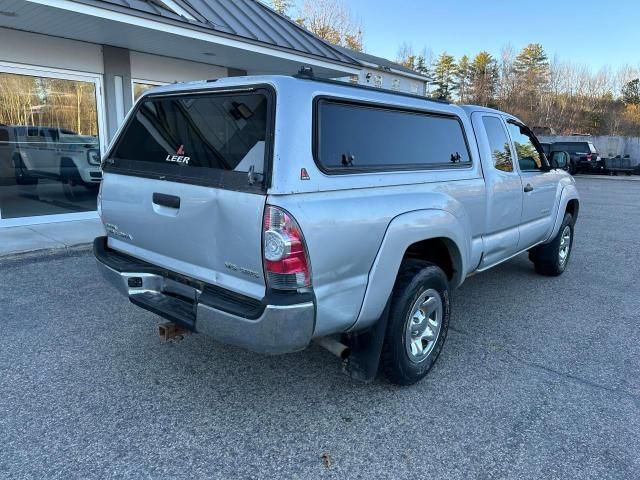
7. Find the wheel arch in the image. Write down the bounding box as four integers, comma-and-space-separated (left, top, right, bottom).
566, 198, 579, 222
350, 208, 470, 332
404, 237, 463, 285
544, 184, 580, 243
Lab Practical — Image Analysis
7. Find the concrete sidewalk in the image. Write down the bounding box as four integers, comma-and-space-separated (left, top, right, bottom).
0, 218, 104, 256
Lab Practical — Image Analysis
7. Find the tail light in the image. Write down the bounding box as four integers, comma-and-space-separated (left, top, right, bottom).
586, 154, 592, 162
263, 205, 311, 290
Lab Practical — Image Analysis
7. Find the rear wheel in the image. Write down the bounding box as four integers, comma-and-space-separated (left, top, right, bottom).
529, 213, 574, 276
61, 159, 83, 201
381, 260, 450, 386
568, 161, 577, 175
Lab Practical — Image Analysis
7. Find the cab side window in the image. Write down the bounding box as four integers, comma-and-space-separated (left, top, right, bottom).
482, 116, 513, 172
506, 122, 543, 171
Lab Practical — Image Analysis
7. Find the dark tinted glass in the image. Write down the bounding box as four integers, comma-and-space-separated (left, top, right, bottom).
111, 92, 268, 172
506, 123, 543, 171
482, 116, 513, 172
540, 143, 551, 156
316, 101, 470, 171
554, 142, 589, 153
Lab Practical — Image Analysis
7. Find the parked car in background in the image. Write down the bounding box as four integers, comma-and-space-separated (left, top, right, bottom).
0, 124, 102, 197
551, 141, 600, 174
540, 142, 551, 158
540, 142, 570, 172
94, 75, 580, 386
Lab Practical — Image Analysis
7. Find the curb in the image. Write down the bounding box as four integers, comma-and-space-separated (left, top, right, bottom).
0, 243, 92, 263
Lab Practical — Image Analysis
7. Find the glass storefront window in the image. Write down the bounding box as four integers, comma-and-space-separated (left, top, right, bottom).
0, 70, 102, 220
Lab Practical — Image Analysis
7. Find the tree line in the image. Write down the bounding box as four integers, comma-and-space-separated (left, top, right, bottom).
267, 0, 639, 137
396, 43, 640, 136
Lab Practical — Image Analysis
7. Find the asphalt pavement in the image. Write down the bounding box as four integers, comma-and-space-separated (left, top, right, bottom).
0, 177, 638, 479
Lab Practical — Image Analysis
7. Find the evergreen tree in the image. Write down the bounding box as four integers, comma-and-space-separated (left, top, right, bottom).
470, 51, 499, 106
513, 43, 549, 113
456, 55, 472, 103
415, 55, 429, 77
432, 53, 457, 101
622, 78, 640, 105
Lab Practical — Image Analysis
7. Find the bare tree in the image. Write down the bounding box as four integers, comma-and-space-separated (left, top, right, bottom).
396, 42, 415, 69
269, 0, 294, 16
296, 0, 363, 51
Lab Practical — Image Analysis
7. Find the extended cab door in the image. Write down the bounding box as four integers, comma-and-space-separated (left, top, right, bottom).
472, 113, 523, 268
505, 121, 559, 249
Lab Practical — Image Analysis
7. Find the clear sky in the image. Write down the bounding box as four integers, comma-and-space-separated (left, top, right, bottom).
344, 0, 638, 70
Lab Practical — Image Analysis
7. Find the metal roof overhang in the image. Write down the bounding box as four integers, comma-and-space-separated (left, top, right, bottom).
0, 0, 360, 77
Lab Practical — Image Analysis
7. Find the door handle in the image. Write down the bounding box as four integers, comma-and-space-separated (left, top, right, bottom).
523, 184, 534, 193
152, 192, 181, 209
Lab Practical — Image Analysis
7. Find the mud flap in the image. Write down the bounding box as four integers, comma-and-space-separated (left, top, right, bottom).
343, 300, 391, 382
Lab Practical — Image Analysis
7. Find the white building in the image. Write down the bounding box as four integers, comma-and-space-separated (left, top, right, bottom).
335, 46, 429, 96
0, 0, 361, 228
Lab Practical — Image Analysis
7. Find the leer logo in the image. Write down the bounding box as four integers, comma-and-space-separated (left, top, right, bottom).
166, 144, 190, 165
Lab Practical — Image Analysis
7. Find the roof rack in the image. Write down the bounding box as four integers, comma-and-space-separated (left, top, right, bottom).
293, 67, 449, 105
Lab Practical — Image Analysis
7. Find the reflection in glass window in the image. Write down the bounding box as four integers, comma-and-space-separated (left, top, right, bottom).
482, 116, 513, 172
0, 72, 101, 220
133, 82, 165, 101
316, 101, 470, 170
506, 122, 543, 171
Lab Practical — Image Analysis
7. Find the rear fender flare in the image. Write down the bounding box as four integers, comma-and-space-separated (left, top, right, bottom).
545, 184, 580, 242
350, 208, 469, 332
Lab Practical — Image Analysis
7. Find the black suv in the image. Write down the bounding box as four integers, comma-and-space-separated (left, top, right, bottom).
551, 141, 599, 174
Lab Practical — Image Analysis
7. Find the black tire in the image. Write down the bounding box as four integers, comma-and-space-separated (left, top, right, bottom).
61, 159, 83, 201
529, 213, 574, 276
381, 260, 451, 386
568, 161, 577, 175
13, 154, 38, 185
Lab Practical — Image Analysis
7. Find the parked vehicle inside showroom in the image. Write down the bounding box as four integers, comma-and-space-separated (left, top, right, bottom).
0, 124, 102, 195
94, 74, 579, 385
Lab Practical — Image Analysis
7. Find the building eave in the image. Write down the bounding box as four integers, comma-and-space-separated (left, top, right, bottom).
26, 0, 361, 75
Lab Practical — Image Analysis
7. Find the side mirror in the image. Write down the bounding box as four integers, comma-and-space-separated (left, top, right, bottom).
550, 151, 569, 170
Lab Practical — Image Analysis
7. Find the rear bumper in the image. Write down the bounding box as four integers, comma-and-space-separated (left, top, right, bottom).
94, 237, 315, 354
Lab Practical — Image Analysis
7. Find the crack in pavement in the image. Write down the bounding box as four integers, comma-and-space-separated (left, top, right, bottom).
449, 326, 640, 405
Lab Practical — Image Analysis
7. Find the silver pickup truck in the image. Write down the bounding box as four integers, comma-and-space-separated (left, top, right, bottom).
94, 74, 579, 385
